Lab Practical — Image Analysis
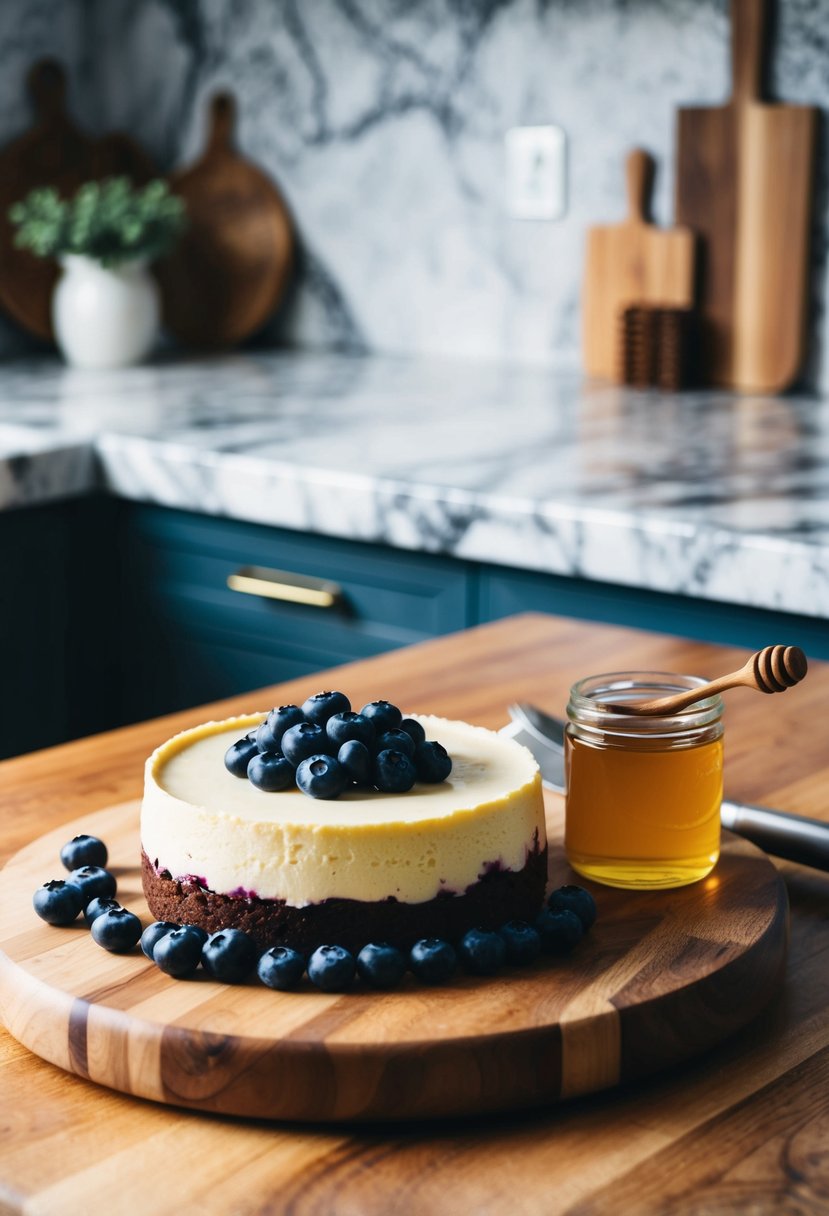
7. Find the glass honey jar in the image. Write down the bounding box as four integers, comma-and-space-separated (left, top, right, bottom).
565, 672, 724, 890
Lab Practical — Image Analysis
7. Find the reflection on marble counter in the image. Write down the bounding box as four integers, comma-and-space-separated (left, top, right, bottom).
1, 351, 829, 619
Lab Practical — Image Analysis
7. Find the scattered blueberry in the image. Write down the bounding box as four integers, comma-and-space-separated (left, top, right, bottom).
258, 945, 306, 991
409, 938, 457, 984
256, 704, 305, 752
308, 944, 356, 992
296, 754, 350, 800
141, 920, 179, 960
374, 728, 415, 759
83, 896, 121, 927
154, 926, 205, 978
91, 907, 143, 953
69, 865, 117, 903
302, 690, 351, 727
281, 722, 332, 766
181, 924, 208, 946
201, 928, 258, 983
535, 908, 585, 954
458, 927, 507, 976
224, 735, 260, 778
326, 711, 375, 749
374, 748, 417, 793
357, 942, 407, 990
414, 741, 453, 783
398, 718, 427, 746
32, 879, 84, 926
360, 701, 402, 733
547, 885, 597, 930
248, 751, 295, 792
499, 919, 542, 965
337, 739, 372, 785
60, 834, 108, 871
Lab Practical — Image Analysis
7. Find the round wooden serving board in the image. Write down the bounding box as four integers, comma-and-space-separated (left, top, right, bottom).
0, 800, 787, 1124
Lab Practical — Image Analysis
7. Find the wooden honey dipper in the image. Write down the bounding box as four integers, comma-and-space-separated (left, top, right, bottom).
611, 645, 808, 716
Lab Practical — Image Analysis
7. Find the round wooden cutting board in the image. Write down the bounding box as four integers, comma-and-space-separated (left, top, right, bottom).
0, 799, 787, 1123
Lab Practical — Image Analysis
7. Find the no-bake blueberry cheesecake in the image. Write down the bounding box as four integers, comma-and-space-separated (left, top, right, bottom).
140, 692, 547, 953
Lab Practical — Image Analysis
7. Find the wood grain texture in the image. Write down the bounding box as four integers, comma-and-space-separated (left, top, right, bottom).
155, 92, 294, 349
582, 148, 695, 381
1, 614, 828, 1214
675, 0, 817, 392
0, 801, 786, 1123
0, 59, 155, 342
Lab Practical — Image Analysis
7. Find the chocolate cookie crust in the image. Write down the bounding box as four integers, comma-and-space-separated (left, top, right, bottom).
141, 843, 548, 955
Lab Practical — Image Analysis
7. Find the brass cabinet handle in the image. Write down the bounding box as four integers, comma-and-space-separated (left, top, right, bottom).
227, 565, 343, 610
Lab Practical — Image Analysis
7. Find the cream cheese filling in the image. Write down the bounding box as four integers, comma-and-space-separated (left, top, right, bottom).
141, 713, 545, 906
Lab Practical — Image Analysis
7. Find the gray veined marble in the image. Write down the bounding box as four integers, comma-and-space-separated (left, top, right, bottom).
0, 351, 828, 621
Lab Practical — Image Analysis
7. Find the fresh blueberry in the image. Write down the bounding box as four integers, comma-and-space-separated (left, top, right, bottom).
398, 718, 427, 746
91, 907, 143, 953
325, 711, 375, 749
374, 728, 415, 759
360, 701, 403, 734
301, 690, 351, 727
296, 754, 349, 800
535, 908, 585, 954
281, 722, 332, 766
458, 927, 507, 976
414, 741, 452, 784
181, 924, 208, 946
307, 944, 356, 992
337, 739, 372, 785
32, 879, 84, 926
258, 945, 306, 991
153, 926, 205, 978
547, 885, 597, 930
60, 834, 108, 871
69, 865, 117, 903
409, 938, 457, 984
83, 896, 121, 927
256, 704, 305, 752
374, 749, 417, 793
201, 928, 258, 983
247, 751, 295, 792
224, 735, 260, 777
499, 919, 542, 965
356, 942, 407, 990
141, 920, 179, 960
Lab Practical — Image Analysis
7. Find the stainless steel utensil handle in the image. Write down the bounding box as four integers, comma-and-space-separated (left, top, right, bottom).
721, 800, 829, 872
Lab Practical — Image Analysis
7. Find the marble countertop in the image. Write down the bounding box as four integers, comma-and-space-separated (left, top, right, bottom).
1, 350, 828, 619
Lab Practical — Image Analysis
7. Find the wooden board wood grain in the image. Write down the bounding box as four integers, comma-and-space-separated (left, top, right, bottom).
675, 0, 817, 392
582, 149, 695, 381
0, 796, 787, 1122
1, 614, 828, 1213
155, 93, 294, 349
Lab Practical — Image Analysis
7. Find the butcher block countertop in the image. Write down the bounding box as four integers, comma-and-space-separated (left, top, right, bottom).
1, 613, 828, 1215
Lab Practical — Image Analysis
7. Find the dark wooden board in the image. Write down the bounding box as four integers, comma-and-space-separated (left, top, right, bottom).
0, 795, 787, 1123
156, 93, 294, 349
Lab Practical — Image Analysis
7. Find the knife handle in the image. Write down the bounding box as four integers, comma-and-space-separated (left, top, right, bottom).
721, 799, 829, 872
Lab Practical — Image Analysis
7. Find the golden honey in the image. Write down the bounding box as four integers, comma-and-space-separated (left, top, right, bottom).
564, 672, 724, 890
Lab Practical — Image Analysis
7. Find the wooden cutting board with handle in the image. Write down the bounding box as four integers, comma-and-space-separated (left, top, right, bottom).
675, 0, 817, 393
156, 92, 295, 349
0, 797, 786, 1123
582, 149, 696, 381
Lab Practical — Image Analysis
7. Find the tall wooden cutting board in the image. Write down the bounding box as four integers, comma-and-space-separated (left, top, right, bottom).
675, 0, 817, 393
156, 93, 295, 349
583, 149, 695, 381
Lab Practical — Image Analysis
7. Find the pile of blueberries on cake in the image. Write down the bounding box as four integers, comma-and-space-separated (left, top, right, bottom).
225, 692, 452, 798
33, 834, 597, 993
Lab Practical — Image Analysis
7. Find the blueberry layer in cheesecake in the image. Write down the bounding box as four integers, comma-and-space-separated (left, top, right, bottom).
140, 714, 547, 954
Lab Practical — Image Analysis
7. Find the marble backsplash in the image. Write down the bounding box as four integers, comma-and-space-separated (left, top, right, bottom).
1, 0, 828, 389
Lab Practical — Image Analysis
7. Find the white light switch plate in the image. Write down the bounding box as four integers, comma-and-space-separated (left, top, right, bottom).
505, 125, 567, 221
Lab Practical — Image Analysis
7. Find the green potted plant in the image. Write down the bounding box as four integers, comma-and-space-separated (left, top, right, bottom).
9, 177, 186, 368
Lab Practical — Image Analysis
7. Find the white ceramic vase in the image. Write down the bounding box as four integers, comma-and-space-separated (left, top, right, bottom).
52, 254, 160, 369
